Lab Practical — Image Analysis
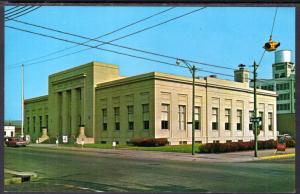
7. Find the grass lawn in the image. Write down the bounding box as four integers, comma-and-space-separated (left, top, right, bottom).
62, 143, 202, 153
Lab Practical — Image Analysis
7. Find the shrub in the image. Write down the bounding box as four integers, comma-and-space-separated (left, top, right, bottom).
286, 139, 295, 147
199, 139, 278, 153
130, 138, 168, 147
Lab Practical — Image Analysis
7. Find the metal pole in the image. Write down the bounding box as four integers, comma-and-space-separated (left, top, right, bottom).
192, 65, 196, 155
21, 64, 24, 138
253, 61, 258, 157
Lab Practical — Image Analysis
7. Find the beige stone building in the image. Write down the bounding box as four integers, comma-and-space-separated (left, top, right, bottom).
24, 61, 277, 145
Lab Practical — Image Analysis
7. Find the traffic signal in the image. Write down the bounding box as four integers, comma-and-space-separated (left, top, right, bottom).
263, 36, 280, 52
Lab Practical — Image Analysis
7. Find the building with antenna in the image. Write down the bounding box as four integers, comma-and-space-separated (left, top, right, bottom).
255, 50, 296, 137
24, 61, 277, 145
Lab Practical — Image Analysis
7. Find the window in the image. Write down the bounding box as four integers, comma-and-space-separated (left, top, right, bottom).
237, 110, 242, 130
275, 74, 279, 78
102, 109, 107, 130
178, 105, 186, 130
212, 108, 218, 130
142, 104, 150, 130
268, 112, 273, 131
45, 115, 48, 128
195, 107, 201, 130
128, 106, 134, 130
161, 104, 169, 129
275, 65, 284, 70
276, 83, 289, 91
249, 111, 254, 130
280, 73, 286, 78
33, 116, 36, 132
277, 103, 290, 111
277, 93, 290, 101
114, 107, 120, 130
27, 117, 30, 133
225, 109, 231, 130
259, 112, 264, 131
39, 116, 43, 132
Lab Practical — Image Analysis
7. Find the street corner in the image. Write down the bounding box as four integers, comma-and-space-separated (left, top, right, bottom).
259, 153, 295, 160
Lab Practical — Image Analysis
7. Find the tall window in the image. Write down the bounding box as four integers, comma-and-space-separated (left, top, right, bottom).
142, 104, 150, 129
45, 115, 48, 128
249, 111, 254, 130
268, 112, 273, 131
195, 107, 201, 130
128, 106, 134, 130
102, 109, 107, 131
225, 109, 231, 130
27, 117, 30, 133
33, 116, 36, 133
114, 107, 120, 130
237, 110, 242, 130
39, 116, 43, 132
161, 104, 169, 129
259, 111, 264, 131
178, 105, 186, 130
212, 108, 218, 130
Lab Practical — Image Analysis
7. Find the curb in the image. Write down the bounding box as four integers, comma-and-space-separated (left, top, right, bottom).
259, 153, 295, 160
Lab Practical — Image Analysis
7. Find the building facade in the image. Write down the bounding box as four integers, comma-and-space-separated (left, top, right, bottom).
25, 61, 277, 145
255, 50, 296, 137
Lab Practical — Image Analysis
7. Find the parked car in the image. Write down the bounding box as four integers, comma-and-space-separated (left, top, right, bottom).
5, 137, 27, 147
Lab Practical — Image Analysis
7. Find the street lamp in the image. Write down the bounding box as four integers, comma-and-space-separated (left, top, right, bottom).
176, 59, 199, 155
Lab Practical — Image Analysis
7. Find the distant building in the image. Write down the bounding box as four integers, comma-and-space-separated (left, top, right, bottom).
24, 61, 277, 145
254, 50, 296, 137
4, 126, 15, 137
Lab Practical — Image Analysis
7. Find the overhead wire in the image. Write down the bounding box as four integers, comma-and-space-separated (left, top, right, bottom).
7, 7, 176, 66
9, 7, 206, 67
5, 6, 41, 21
5, 25, 235, 79
8, 14, 237, 72
5, 6, 26, 14
270, 7, 278, 37
5, 6, 34, 19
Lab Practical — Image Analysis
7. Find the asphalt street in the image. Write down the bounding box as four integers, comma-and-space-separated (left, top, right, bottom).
4, 147, 295, 192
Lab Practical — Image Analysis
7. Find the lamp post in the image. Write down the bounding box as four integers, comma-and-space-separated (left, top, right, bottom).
176, 59, 199, 155
21, 64, 24, 139
252, 61, 258, 157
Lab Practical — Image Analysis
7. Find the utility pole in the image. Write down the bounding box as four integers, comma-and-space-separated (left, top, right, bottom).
253, 61, 258, 157
176, 59, 197, 155
21, 64, 24, 138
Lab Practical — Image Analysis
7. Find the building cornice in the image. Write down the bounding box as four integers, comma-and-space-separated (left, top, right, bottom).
24, 95, 48, 104
96, 72, 277, 97
51, 73, 86, 85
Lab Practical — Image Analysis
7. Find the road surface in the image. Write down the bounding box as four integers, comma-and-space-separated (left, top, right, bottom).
4, 147, 295, 192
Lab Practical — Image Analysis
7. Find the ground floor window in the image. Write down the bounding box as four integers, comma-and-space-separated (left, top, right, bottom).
212, 108, 218, 130
161, 104, 169, 129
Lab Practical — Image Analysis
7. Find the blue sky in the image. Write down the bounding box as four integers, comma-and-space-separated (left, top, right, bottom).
5, 6, 295, 120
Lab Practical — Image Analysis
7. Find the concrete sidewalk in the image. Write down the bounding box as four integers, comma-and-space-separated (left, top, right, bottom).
27, 144, 295, 163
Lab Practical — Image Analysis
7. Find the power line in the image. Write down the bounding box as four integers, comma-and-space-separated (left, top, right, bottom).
5, 25, 235, 79
5, 6, 41, 21
8, 7, 176, 66
5, 6, 34, 19
9, 11, 238, 72
5, 6, 26, 14
10, 7, 206, 67
270, 7, 278, 37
